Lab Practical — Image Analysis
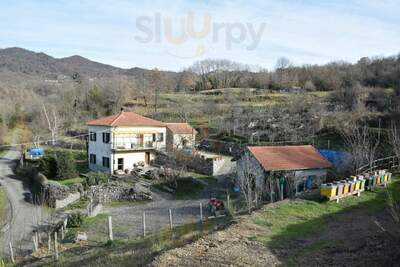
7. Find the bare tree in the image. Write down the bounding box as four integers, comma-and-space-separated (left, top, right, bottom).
42, 104, 62, 146
237, 152, 264, 213
340, 122, 381, 172
390, 121, 400, 169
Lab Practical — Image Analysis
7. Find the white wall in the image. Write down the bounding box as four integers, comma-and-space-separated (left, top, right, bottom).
294, 169, 327, 179
112, 151, 156, 171
213, 156, 236, 176
172, 133, 196, 149
88, 125, 166, 174
88, 125, 112, 173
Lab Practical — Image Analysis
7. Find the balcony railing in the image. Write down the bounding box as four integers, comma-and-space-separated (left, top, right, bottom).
112, 141, 164, 151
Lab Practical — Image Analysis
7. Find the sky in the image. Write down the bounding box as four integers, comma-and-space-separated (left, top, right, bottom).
0, 0, 399, 71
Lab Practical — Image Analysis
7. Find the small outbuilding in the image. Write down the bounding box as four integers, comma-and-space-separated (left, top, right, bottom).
237, 145, 332, 201
166, 123, 197, 151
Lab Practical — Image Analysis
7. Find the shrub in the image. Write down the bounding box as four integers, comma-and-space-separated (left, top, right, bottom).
67, 212, 84, 228
39, 150, 78, 180
38, 155, 57, 179
85, 172, 109, 186
55, 150, 77, 180
16, 165, 37, 181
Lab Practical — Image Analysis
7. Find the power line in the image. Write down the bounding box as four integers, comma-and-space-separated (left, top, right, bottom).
0, 128, 111, 149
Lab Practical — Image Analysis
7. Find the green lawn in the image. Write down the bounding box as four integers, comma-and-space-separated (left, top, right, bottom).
187, 172, 218, 184
48, 177, 85, 187
153, 177, 205, 200
252, 180, 399, 247
0, 148, 6, 157
0, 188, 8, 227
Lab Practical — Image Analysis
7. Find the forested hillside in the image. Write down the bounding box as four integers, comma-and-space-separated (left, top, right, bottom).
0, 47, 399, 172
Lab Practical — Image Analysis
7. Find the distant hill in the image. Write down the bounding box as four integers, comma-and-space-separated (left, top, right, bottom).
0, 47, 179, 85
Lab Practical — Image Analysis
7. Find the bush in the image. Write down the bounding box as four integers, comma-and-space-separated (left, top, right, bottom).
16, 165, 37, 181
39, 150, 78, 180
85, 172, 109, 186
67, 212, 84, 228
55, 150, 77, 180
38, 155, 57, 179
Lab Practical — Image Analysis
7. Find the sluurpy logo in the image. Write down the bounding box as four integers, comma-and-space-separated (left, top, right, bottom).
134, 12, 266, 59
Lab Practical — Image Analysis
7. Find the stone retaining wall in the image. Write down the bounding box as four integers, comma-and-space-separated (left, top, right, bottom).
87, 182, 152, 203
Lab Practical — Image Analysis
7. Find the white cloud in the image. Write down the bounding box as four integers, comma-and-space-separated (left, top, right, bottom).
0, 0, 398, 70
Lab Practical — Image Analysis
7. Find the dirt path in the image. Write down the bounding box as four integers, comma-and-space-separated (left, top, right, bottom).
0, 148, 47, 256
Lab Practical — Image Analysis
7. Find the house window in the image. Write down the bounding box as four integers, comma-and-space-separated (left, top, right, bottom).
102, 157, 110, 168
89, 132, 96, 141
89, 154, 96, 164
117, 158, 124, 170
152, 133, 156, 142
102, 132, 110, 143
157, 133, 164, 142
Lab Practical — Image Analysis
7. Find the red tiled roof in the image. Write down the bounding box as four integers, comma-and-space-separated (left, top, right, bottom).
248, 145, 332, 171
87, 111, 165, 127
166, 123, 197, 134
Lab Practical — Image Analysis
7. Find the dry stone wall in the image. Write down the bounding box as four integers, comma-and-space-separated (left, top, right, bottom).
87, 181, 152, 203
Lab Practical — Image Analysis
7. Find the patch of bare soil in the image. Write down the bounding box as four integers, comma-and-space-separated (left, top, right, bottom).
151, 214, 280, 267
283, 208, 400, 266
152, 201, 400, 266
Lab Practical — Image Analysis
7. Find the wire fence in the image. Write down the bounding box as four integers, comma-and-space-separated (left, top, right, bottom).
1, 198, 230, 264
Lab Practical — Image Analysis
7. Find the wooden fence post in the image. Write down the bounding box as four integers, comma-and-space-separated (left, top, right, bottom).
226, 191, 230, 209
108, 216, 113, 241
54, 232, 59, 261
48, 232, 51, 251
32, 235, 38, 252
200, 203, 203, 222
169, 209, 173, 230
143, 212, 146, 237
36, 231, 41, 245
61, 226, 64, 240
64, 218, 68, 234
9, 242, 14, 264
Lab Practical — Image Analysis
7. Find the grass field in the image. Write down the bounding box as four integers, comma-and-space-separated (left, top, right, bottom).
249, 179, 400, 265
48, 177, 85, 187
252, 189, 387, 246
0, 188, 8, 226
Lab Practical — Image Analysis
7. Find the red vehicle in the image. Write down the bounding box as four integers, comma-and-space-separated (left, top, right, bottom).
208, 198, 225, 216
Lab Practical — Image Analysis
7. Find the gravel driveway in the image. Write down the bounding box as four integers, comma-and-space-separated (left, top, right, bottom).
0, 148, 47, 256
103, 190, 211, 239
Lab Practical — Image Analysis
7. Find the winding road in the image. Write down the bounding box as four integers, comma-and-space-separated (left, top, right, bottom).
0, 147, 47, 256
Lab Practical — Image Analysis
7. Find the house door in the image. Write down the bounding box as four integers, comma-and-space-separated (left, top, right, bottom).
145, 152, 150, 165
117, 158, 124, 170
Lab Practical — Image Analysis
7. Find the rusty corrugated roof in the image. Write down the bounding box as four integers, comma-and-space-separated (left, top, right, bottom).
248, 145, 332, 171
87, 111, 165, 127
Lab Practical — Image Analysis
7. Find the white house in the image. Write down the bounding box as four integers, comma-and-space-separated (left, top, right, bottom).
87, 111, 196, 174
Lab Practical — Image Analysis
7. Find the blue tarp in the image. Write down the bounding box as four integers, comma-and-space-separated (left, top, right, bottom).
29, 148, 44, 158
319, 149, 351, 170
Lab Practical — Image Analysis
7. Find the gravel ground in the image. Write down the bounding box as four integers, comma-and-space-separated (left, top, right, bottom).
103, 190, 211, 239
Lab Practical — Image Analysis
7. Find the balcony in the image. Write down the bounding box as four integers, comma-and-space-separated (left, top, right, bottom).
112, 141, 165, 151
